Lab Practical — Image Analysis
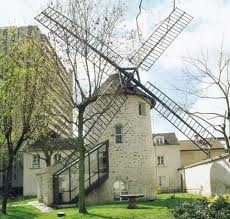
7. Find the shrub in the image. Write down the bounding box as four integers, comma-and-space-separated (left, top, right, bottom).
171, 200, 209, 219
155, 186, 161, 194
171, 194, 230, 219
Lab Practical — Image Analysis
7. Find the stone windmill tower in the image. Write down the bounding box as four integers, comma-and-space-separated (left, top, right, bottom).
85, 73, 155, 203
35, 6, 217, 205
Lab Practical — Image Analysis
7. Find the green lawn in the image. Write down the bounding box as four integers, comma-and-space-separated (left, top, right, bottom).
0, 193, 201, 219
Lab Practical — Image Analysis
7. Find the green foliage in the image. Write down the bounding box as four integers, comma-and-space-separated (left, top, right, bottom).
0, 26, 62, 213
0, 27, 56, 153
171, 194, 230, 219
155, 186, 161, 194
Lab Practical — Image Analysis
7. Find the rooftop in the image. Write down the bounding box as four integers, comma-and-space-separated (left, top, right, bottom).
180, 138, 224, 151
152, 132, 179, 145
100, 73, 156, 107
29, 136, 78, 151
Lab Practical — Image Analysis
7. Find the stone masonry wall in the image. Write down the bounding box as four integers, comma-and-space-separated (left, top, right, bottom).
36, 163, 62, 206
86, 94, 156, 203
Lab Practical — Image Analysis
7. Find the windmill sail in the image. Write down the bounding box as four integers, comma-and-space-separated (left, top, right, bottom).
130, 8, 193, 71
35, 6, 123, 75
35, 6, 213, 158
60, 80, 127, 167
35, 5, 217, 205
144, 81, 215, 154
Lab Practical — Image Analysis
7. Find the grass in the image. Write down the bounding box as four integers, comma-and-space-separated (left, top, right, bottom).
0, 193, 202, 219
9, 196, 37, 205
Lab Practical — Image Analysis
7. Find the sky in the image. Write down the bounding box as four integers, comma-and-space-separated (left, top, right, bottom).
0, 0, 229, 139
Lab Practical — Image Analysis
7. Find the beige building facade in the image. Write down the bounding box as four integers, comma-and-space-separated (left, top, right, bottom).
23, 148, 72, 196
153, 133, 181, 192
180, 139, 225, 167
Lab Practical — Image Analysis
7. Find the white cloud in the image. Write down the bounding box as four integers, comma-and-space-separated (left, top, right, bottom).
0, 0, 50, 27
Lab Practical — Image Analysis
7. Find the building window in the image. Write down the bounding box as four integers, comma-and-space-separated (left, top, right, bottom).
54, 154, 62, 164
32, 155, 40, 168
138, 103, 146, 116
158, 176, 169, 187
154, 136, 165, 145
115, 125, 123, 143
157, 156, 164, 166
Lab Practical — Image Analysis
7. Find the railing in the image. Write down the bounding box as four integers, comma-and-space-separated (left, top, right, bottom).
53, 140, 109, 205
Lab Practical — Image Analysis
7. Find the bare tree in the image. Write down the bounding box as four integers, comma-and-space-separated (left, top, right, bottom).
179, 46, 230, 151
44, 0, 124, 213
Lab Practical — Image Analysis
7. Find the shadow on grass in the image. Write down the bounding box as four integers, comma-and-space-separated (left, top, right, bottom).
0, 206, 40, 219
141, 195, 201, 209
87, 213, 117, 219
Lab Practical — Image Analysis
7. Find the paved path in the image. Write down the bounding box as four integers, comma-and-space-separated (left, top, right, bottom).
27, 201, 53, 212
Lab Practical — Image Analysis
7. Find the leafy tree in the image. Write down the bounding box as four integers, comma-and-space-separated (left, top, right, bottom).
0, 27, 54, 214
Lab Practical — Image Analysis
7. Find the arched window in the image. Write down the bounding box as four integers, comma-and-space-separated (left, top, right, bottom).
113, 181, 128, 201
115, 125, 123, 143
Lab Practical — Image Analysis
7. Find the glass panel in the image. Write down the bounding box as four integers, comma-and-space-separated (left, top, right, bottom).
54, 140, 109, 204
116, 135, 122, 143
115, 126, 122, 143
70, 165, 78, 201
116, 126, 122, 134
89, 152, 98, 183
98, 145, 107, 177
58, 169, 70, 203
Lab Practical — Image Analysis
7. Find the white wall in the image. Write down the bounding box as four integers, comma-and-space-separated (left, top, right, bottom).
183, 155, 230, 196
23, 152, 46, 196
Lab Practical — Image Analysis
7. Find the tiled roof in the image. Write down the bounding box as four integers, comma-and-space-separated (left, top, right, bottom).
29, 137, 78, 151
152, 132, 179, 145
180, 138, 224, 151
181, 153, 230, 169
100, 73, 156, 107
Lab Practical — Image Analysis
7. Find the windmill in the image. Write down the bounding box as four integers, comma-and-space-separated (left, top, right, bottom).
35, 6, 216, 204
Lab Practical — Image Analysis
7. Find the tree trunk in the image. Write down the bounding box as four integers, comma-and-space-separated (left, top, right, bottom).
42, 146, 52, 167
78, 109, 87, 213
1, 157, 13, 214
46, 156, 51, 167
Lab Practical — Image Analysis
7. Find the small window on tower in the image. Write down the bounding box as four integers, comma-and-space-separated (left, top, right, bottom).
138, 103, 146, 116
115, 125, 123, 144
